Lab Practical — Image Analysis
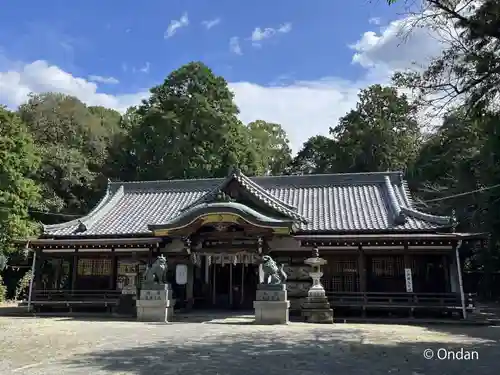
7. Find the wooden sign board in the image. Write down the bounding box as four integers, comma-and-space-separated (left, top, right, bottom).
404, 268, 413, 293
176, 264, 188, 285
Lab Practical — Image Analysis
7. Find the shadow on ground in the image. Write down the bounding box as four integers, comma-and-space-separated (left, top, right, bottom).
65, 325, 500, 375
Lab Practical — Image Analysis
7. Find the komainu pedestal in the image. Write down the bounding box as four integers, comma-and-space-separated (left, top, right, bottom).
136, 283, 174, 323
254, 284, 290, 325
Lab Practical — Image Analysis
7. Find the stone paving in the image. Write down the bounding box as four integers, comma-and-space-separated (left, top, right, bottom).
0, 314, 499, 375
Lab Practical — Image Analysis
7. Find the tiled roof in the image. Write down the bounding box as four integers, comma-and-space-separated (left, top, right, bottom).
43, 171, 455, 237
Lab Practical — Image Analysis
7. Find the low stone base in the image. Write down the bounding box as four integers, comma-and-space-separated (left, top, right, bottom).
136, 283, 174, 323
301, 297, 334, 324
256, 283, 287, 301
254, 300, 290, 325
136, 299, 174, 323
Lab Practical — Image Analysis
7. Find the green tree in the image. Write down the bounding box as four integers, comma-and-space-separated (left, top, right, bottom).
289, 135, 337, 174
112, 62, 260, 180
0, 106, 41, 257
247, 120, 292, 175
389, 0, 500, 111
330, 85, 421, 173
18, 93, 122, 221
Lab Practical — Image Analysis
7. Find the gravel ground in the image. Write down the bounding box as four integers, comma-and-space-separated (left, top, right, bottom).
0, 315, 498, 375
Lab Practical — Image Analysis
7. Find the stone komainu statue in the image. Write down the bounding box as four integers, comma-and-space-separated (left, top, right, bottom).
261, 255, 287, 285
143, 255, 168, 284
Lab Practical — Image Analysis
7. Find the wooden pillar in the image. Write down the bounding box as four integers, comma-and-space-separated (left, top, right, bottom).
229, 263, 233, 307
33, 249, 43, 290
240, 264, 245, 305
357, 245, 366, 293
442, 254, 450, 293
71, 250, 78, 292
186, 262, 194, 310
147, 247, 153, 265
212, 263, 217, 305
27, 248, 37, 312
110, 249, 117, 290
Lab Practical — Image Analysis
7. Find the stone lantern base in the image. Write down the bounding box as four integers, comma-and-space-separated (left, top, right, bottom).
301, 295, 334, 324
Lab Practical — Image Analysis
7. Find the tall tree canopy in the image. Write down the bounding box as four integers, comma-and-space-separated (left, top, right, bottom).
110, 62, 261, 180
331, 85, 421, 173
18, 93, 122, 221
246, 120, 292, 175
289, 135, 336, 175
0, 107, 41, 256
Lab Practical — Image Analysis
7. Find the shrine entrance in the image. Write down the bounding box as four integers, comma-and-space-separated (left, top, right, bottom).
192, 253, 259, 310
210, 263, 258, 310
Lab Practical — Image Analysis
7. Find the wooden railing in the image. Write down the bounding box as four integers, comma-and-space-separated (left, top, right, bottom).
31, 289, 122, 311
325, 291, 476, 317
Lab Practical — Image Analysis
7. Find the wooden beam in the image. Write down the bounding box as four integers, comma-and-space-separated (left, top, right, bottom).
71, 250, 78, 291
358, 245, 366, 293
110, 249, 117, 290
30, 237, 162, 247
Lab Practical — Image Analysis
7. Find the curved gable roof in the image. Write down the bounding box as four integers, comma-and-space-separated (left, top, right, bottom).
43, 171, 455, 237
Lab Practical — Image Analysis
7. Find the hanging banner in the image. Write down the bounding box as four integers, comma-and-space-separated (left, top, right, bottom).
176, 264, 188, 285
404, 268, 413, 293
208, 252, 259, 265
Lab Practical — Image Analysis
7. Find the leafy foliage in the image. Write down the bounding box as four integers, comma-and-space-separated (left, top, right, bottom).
0, 275, 6, 302
15, 270, 32, 300
289, 135, 337, 174
18, 93, 122, 222
331, 85, 421, 173
108, 62, 262, 180
0, 107, 41, 255
392, 0, 500, 111
247, 120, 292, 175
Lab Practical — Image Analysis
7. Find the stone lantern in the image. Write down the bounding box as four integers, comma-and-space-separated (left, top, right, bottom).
301, 247, 334, 323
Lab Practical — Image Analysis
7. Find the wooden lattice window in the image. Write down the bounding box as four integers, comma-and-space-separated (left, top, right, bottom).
325, 256, 359, 292
77, 258, 111, 276
371, 256, 404, 277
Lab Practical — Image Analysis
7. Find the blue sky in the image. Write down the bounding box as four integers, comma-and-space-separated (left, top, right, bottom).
0, 0, 437, 151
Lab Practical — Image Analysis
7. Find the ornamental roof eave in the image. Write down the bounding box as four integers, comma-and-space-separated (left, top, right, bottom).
147, 201, 297, 234
179, 167, 309, 224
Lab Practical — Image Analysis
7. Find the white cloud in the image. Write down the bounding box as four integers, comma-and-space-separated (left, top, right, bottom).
0, 11, 446, 153
229, 37, 242, 55
139, 62, 150, 74
351, 14, 447, 71
202, 18, 221, 30
165, 13, 189, 39
88, 75, 119, 84
278, 23, 292, 33
368, 17, 382, 25
250, 23, 292, 46
0, 60, 147, 113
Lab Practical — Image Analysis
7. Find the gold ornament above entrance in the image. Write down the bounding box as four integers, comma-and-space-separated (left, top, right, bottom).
150, 211, 292, 237
201, 213, 240, 226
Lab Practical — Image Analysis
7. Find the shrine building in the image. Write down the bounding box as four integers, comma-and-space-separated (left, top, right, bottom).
26, 169, 481, 318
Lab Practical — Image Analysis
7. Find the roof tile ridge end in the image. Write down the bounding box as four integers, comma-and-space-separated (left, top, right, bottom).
241, 177, 308, 223
383, 175, 406, 223
80, 186, 125, 230
179, 174, 233, 211
400, 207, 452, 226
239, 173, 298, 211
43, 184, 119, 232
